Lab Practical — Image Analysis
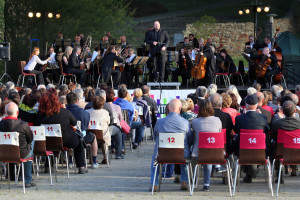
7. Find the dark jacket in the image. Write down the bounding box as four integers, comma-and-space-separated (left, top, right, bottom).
35, 108, 78, 148
101, 52, 123, 82
142, 94, 158, 126
66, 104, 90, 131
0, 117, 33, 158
145, 29, 170, 56
234, 111, 270, 156
261, 42, 282, 53
134, 97, 151, 127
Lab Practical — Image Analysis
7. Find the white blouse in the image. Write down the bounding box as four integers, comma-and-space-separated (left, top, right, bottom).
24, 55, 47, 71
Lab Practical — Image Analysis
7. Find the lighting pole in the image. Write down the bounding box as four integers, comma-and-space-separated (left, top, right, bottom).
28, 11, 61, 56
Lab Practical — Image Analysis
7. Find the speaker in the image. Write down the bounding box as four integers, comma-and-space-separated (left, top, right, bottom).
0, 43, 10, 61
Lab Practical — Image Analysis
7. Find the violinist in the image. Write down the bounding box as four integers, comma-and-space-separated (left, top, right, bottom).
215, 49, 236, 73
172, 48, 193, 87
262, 36, 282, 53
101, 46, 122, 87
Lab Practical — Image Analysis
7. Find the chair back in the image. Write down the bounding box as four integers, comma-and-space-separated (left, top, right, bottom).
198, 132, 225, 164
239, 131, 266, 164
18, 61, 26, 74
240, 129, 263, 134
276, 129, 285, 158
41, 124, 63, 151
30, 126, 47, 156
121, 109, 130, 125
222, 129, 226, 149
89, 118, 103, 140
283, 129, 300, 164
158, 132, 185, 164
0, 132, 21, 162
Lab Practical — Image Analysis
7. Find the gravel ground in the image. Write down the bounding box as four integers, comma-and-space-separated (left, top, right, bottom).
0, 130, 299, 200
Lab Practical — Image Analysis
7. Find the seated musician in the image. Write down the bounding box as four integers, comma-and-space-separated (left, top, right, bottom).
215, 49, 236, 73
53, 31, 64, 53
24, 47, 52, 85
183, 37, 192, 48
262, 36, 282, 53
71, 34, 83, 48
244, 35, 260, 52
189, 33, 199, 49
187, 48, 195, 64
123, 48, 139, 88
43, 47, 59, 84
101, 46, 123, 88
119, 35, 129, 49
100, 36, 109, 52
247, 47, 280, 87
67, 47, 86, 86
172, 48, 193, 87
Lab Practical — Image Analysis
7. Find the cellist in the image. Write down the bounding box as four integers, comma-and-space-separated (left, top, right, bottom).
172, 48, 193, 87
202, 40, 216, 87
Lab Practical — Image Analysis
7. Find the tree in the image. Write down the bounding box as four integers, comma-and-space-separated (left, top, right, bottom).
184, 15, 217, 40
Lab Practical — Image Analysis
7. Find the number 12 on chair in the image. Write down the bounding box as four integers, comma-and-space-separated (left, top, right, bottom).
159, 133, 184, 148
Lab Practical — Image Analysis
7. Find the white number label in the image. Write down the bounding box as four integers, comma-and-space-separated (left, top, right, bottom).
207, 137, 215, 143
30, 126, 46, 141
90, 118, 103, 130
0, 132, 19, 146
293, 138, 300, 144
42, 124, 62, 137
248, 138, 257, 144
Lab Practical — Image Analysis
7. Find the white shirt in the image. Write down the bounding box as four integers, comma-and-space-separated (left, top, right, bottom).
126, 53, 136, 63
250, 42, 254, 49
24, 55, 47, 71
267, 43, 272, 50
48, 52, 56, 64
91, 51, 99, 62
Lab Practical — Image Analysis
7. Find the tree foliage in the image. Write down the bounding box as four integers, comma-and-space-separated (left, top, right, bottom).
184, 15, 217, 40
4, 0, 135, 79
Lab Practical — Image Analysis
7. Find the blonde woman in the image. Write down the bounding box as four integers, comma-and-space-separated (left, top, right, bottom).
62, 46, 73, 73
24, 47, 51, 85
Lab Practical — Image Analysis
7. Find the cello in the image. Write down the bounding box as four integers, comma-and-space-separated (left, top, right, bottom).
191, 40, 207, 80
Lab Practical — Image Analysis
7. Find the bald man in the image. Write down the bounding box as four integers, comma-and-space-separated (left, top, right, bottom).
150, 99, 192, 191
145, 21, 170, 82
0, 102, 34, 187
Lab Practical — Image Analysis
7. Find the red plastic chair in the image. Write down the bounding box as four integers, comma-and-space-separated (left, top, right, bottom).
17, 61, 37, 87
58, 60, 77, 85
276, 129, 300, 196
191, 131, 232, 196
233, 131, 273, 197
214, 72, 230, 87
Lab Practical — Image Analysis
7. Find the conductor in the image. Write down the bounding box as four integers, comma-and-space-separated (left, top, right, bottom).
145, 21, 170, 82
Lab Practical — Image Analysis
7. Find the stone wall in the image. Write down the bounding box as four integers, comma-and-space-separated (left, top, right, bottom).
184, 18, 294, 56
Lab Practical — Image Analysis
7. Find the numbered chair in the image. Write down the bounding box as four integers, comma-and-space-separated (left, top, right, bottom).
30, 126, 54, 185
276, 129, 300, 197
151, 132, 192, 195
0, 132, 36, 194
191, 132, 232, 196
232, 131, 273, 197
88, 118, 110, 167
41, 124, 71, 179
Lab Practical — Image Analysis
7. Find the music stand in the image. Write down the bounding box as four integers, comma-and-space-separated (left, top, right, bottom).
0, 43, 13, 83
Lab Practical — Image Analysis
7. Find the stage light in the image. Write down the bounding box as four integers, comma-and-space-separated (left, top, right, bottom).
239, 10, 243, 15
257, 7, 262, 12
56, 13, 61, 19
28, 12, 34, 18
48, 12, 53, 18
264, 6, 270, 12
36, 12, 41, 18
245, 9, 250, 14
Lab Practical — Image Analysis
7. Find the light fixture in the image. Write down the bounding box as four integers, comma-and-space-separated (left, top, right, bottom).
238, 10, 243, 15
245, 9, 250, 14
28, 12, 34, 18
257, 7, 262, 12
36, 12, 41, 18
48, 12, 53, 18
264, 6, 270, 12
56, 13, 61, 19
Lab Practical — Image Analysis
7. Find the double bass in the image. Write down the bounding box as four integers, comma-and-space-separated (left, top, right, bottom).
191, 41, 207, 80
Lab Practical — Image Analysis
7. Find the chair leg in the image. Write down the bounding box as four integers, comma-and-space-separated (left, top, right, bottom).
7, 163, 10, 189
21, 162, 25, 194
34, 75, 37, 86
159, 164, 162, 191
65, 151, 70, 178
22, 75, 25, 87
84, 148, 87, 170
191, 164, 198, 196
226, 162, 232, 196
151, 164, 159, 195
267, 159, 274, 197
15, 164, 18, 184
106, 144, 110, 168
232, 159, 239, 196
187, 163, 192, 196
110, 75, 113, 88
35, 157, 39, 177
276, 163, 282, 197
239, 74, 244, 87
48, 156, 53, 185
271, 159, 276, 182
31, 160, 37, 190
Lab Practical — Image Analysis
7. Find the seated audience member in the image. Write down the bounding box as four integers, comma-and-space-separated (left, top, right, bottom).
35, 93, 87, 174
256, 92, 272, 124
234, 94, 269, 183
151, 99, 192, 191
105, 87, 124, 159
228, 92, 240, 112
221, 93, 239, 125
227, 85, 242, 105
66, 92, 99, 168
73, 88, 87, 109
185, 98, 197, 119
18, 93, 38, 124
262, 91, 275, 116
191, 99, 222, 191
133, 88, 151, 127
180, 99, 195, 121
265, 91, 279, 112
59, 95, 67, 108
272, 95, 294, 121
8, 91, 21, 105
0, 102, 34, 188
141, 85, 158, 127
271, 101, 300, 180
114, 87, 144, 149
86, 96, 111, 164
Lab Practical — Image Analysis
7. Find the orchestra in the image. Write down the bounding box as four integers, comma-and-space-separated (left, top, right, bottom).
28, 22, 284, 89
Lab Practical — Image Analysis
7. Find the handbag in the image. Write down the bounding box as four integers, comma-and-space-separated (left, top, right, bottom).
120, 120, 131, 134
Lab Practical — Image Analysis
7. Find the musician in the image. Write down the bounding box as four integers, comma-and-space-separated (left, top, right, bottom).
188, 48, 195, 63
100, 36, 109, 52
215, 49, 236, 73
145, 20, 170, 82
43, 47, 59, 83
68, 47, 86, 86
124, 48, 139, 88
248, 47, 280, 86
105, 32, 116, 45
24, 47, 52, 85
72, 34, 83, 48
202, 42, 216, 86
189, 34, 199, 49
262, 36, 282, 53
172, 48, 193, 87
90, 47, 102, 84
119, 35, 129, 49
53, 31, 64, 53
102, 46, 122, 87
